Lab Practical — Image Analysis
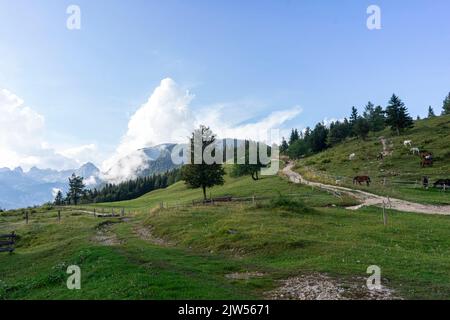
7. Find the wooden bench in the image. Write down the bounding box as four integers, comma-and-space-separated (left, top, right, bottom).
0, 232, 17, 253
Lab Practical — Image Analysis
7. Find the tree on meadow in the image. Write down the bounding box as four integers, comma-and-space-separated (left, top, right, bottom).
287, 139, 310, 159
363, 102, 385, 132
309, 122, 329, 153
385, 94, 414, 135
280, 137, 289, 154
181, 126, 225, 200
68, 174, 85, 205
53, 190, 64, 206
353, 117, 371, 140
289, 129, 300, 145
442, 92, 450, 115
328, 119, 351, 146
349, 106, 359, 136
428, 106, 436, 118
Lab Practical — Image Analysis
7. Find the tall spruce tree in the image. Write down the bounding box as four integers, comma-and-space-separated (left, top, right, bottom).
309, 122, 329, 153
349, 106, 359, 136
289, 129, 300, 145
353, 117, 370, 140
54, 190, 63, 206
181, 126, 225, 200
428, 106, 436, 118
385, 94, 414, 135
68, 174, 85, 205
280, 137, 289, 154
442, 92, 450, 115
363, 102, 385, 132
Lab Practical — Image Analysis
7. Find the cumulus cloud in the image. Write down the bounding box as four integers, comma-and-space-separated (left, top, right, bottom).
201, 106, 303, 143
102, 78, 302, 182
57, 144, 100, 167
0, 89, 97, 171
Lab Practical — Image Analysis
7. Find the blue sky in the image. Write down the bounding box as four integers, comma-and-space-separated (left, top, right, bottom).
0, 0, 449, 170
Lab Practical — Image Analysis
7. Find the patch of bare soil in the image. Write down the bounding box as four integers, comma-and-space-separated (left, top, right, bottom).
92, 221, 123, 246
225, 271, 265, 280
267, 273, 401, 300
380, 137, 394, 157
134, 225, 171, 246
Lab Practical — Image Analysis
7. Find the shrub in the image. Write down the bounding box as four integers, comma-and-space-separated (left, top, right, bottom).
269, 194, 314, 214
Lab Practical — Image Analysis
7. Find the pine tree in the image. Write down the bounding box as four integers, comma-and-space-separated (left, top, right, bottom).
181, 126, 225, 200
68, 174, 85, 205
328, 120, 351, 146
442, 92, 450, 115
428, 106, 435, 118
280, 137, 289, 154
363, 102, 385, 132
289, 129, 300, 145
353, 117, 370, 140
350, 106, 359, 124
54, 190, 63, 206
309, 122, 329, 153
349, 106, 359, 136
385, 94, 414, 135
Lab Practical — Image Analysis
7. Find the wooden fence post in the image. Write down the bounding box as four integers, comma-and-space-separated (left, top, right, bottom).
93, 208, 96, 217
383, 202, 387, 226
58, 210, 61, 222
25, 211, 29, 224
252, 195, 255, 206
121, 208, 125, 217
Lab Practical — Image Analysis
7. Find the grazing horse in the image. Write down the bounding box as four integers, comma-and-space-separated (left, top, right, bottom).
420, 152, 433, 168
433, 179, 450, 189
404, 140, 412, 147
353, 176, 371, 186
410, 147, 420, 155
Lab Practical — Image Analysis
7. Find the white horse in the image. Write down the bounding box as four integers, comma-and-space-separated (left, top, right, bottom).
404, 140, 412, 147
349, 153, 356, 160
410, 147, 420, 155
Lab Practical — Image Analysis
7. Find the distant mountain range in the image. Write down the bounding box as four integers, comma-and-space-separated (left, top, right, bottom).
0, 141, 252, 210
0, 144, 183, 210
0, 163, 100, 210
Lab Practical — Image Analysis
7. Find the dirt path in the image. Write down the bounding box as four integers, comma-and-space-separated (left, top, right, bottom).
380, 136, 393, 157
283, 162, 450, 215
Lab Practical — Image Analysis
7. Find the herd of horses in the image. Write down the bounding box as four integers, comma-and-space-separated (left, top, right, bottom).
352, 175, 449, 189
351, 140, 447, 189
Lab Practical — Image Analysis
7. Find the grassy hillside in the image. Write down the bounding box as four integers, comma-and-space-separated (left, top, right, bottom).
1, 172, 450, 299
295, 115, 450, 205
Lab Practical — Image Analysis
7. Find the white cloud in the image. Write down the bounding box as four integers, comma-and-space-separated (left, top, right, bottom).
0, 88, 98, 170
57, 144, 99, 166
102, 78, 302, 182
201, 106, 303, 143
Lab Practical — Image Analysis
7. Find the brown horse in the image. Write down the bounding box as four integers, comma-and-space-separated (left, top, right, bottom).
353, 176, 371, 186
420, 152, 433, 168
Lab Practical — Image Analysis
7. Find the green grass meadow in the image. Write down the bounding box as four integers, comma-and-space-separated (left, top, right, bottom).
1, 172, 449, 300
